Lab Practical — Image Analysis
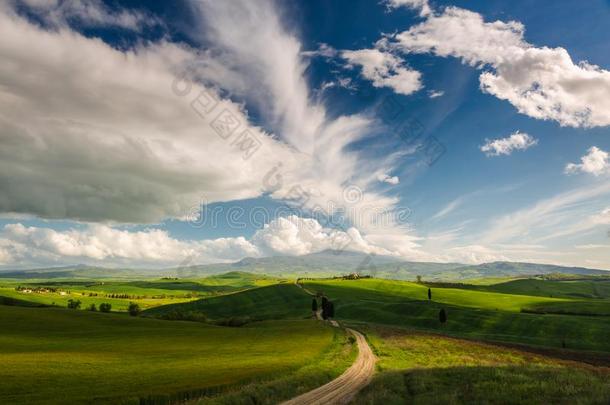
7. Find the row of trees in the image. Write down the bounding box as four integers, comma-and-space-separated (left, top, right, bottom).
66, 300, 140, 316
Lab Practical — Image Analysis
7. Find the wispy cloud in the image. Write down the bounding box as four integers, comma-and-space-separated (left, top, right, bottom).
431, 197, 464, 220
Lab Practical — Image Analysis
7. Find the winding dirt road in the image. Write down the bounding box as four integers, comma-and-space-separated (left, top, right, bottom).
280, 327, 376, 405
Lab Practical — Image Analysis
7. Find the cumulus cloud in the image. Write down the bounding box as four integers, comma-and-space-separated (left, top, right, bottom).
388, 6, 610, 128
1, 222, 260, 267
565, 147, 610, 176
480, 131, 537, 156
251, 215, 394, 257
342, 48, 422, 96
0, 215, 406, 268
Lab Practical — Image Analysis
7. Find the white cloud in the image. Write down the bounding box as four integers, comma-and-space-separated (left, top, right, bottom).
1, 222, 259, 267
0, 0, 426, 265
575, 244, 610, 250
480, 131, 537, 156
389, 6, 610, 128
427, 90, 444, 98
342, 48, 422, 96
565, 147, 610, 176
14, 0, 159, 31
385, 0, 431, 17
483, 182, 610, 245
0, 4, 305, 223
0, 215, 409, 268
377, 173, 400, 185
301, 42, 338, 58
251, 215, 394, 257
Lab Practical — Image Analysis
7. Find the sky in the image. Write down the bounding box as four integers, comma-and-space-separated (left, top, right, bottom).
1, 0, 610, 270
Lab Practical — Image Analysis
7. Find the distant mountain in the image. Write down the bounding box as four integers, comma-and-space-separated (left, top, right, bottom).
0, 251, 607, 280
451, 262, 610, 278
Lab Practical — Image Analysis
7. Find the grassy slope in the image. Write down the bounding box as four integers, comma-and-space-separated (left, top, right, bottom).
303, 279, 610, 352
354, 326, 610, 404
0, 305, 344, 405
144, 283, 311, 321
306, 278, 569, 312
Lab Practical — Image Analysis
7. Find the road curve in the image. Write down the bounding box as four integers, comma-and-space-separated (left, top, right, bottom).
280, 328, 376, 405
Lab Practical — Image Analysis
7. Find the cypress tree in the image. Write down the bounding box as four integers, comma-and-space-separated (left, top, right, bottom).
439, 308, 447, 324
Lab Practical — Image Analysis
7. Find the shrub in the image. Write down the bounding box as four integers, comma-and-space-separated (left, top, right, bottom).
88, 303, 97, 312
128, 302, 141, 317
67, 299, 81, 309
99, 303, 112, 312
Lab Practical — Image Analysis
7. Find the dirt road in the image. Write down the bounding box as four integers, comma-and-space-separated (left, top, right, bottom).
280, 328, 376, 405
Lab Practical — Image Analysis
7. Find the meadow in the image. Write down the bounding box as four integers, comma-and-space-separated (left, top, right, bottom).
0, 272, 279, 312
0, 305, 353, 404
353, 326, 610, 404
2, 271, 609, 404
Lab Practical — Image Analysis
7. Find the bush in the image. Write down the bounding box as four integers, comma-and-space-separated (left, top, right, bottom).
99, 303, 112, 312
67, 299, 81, 309
128, 302, 141, 317
88, 303, 97, 312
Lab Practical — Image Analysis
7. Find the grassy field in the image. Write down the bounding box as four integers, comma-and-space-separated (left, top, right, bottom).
0, 305, 352, 404
0, 272, 279, 312
145, 277, 610, 352
305, 278, 569, 312
473, 278, 610, 299
3, 272, 609, 404
353, 325, 610, 404
302, 278, 610, 352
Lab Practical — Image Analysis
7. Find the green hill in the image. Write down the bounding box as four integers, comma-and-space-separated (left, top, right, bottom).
144, 283, 312, 322
476, 278, 610, 299
302, 278, 610, 352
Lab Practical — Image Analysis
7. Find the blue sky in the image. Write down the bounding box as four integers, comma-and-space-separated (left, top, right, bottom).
0, 0, 609, 269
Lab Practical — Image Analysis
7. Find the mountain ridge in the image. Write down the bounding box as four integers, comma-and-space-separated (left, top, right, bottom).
0, 250, 607, 280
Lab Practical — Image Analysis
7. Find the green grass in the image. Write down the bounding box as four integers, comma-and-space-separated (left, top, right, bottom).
306, 278, 569, 312
302, 278, 610, 352
354, 326, 610, 404
0, 272, 281, 312
0, 305, 347, 404
0, 287, 196, 311
144, 283, 312, 322
195, 327, 357, 404
474, 278, 610, 299
523, 300, 610, 316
